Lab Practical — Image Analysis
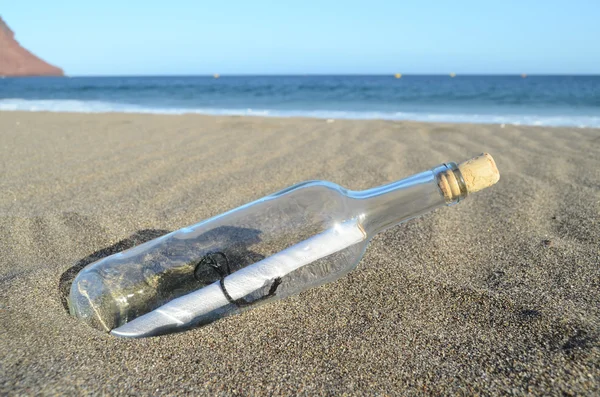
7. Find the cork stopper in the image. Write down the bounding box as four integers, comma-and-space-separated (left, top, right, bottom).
458, 153, 500, 194
437, 153, 499, 202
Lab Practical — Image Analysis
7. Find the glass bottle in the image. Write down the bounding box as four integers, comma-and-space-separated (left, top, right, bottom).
69, 154, 499, 338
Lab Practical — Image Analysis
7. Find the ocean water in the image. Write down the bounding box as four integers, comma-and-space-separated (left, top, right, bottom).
1, 75, 599, 127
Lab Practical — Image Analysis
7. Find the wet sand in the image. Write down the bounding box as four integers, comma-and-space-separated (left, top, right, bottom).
1, 111, 599, 395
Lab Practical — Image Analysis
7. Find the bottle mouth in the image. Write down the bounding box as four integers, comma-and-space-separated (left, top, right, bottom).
434, 162, 469, 204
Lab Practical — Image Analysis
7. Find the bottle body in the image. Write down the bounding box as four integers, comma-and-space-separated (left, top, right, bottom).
69, 163, 465, 337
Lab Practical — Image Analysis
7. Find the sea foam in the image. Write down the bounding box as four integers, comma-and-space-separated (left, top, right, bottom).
1, 98, 599, 128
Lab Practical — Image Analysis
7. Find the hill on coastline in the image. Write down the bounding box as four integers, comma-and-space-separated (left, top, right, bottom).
0, 16, 63, 77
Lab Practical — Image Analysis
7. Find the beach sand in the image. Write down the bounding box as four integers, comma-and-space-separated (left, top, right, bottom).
1, 111, 598, 395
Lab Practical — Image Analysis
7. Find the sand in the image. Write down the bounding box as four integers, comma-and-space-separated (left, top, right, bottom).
1, 111, 598, 395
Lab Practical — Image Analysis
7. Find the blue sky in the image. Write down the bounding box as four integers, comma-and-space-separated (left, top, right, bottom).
3, 0, 599, 75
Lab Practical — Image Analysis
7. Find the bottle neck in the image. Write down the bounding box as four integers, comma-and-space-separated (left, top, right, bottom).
350, 163, 468, 236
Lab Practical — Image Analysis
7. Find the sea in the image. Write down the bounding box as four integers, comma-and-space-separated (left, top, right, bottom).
1, 75, 599, 127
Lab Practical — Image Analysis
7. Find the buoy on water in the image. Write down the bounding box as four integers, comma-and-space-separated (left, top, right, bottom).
449, 72, 456, 78
395, 73, 402, 79
213, 74, 220, 79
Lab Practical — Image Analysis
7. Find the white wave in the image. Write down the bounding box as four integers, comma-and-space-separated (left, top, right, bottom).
1, 98, 599, 128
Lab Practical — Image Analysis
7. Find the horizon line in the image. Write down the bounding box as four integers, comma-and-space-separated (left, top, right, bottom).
49, 73, 600, 78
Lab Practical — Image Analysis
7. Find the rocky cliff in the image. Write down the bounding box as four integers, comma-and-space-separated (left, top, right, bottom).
0, 16, 64, 76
